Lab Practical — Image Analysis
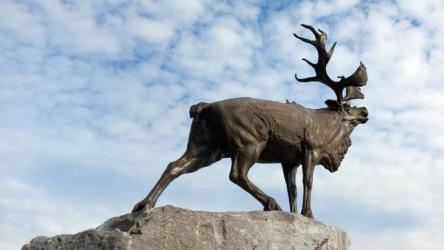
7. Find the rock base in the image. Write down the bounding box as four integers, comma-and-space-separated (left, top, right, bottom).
22, 205, 350, 250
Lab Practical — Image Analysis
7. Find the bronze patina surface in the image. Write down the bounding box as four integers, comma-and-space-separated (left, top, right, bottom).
132, 24, 368, 219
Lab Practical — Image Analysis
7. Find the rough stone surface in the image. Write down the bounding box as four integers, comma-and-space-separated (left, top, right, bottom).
22, 205, 350, 250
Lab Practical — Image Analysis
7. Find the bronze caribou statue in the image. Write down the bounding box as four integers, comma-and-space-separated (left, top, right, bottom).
132, 24, 368, 218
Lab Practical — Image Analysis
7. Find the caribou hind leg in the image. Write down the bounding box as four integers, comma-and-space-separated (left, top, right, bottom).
282, 163, 298, 213
132, 147, 222, 213
229, 144, 282, 211
132, 116, 222, 213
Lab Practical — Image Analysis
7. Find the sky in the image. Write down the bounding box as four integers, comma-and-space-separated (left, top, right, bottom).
0, 0, 443, 249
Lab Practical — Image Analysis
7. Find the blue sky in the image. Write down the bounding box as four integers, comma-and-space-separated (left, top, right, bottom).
1, 0, 443, 249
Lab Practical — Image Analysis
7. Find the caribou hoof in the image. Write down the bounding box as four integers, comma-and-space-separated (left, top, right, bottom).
264, 199, 282, 211
301, 209, 314, 219
132, 200, 153, 213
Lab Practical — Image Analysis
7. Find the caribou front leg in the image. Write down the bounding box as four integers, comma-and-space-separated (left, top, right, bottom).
282, 163, 298, 213
301, 150, 315, 218
229, 144, 282, 211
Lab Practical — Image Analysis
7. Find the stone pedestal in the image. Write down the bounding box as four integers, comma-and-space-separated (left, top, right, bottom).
22, 205, 350, 250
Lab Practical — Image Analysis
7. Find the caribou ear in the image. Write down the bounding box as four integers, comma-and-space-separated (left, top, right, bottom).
343, 86, 364, 101
325, 99, 340, 109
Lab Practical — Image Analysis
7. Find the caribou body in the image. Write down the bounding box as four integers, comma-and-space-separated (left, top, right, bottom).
132, 24, 369, 218
132, 98, 367, 217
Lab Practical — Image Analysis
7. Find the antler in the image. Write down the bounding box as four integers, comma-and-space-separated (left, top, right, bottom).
294, 24, 367, 107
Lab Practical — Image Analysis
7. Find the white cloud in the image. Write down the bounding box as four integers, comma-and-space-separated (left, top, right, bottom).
315, 0, 360, 17
37, 0, 121, 55
0, 2, 45, 44
138, 0, 208, 24
0, 180, 118, 249
1, 1, 444, 250
128, 17, 175, 43
297, 0, 360, 18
